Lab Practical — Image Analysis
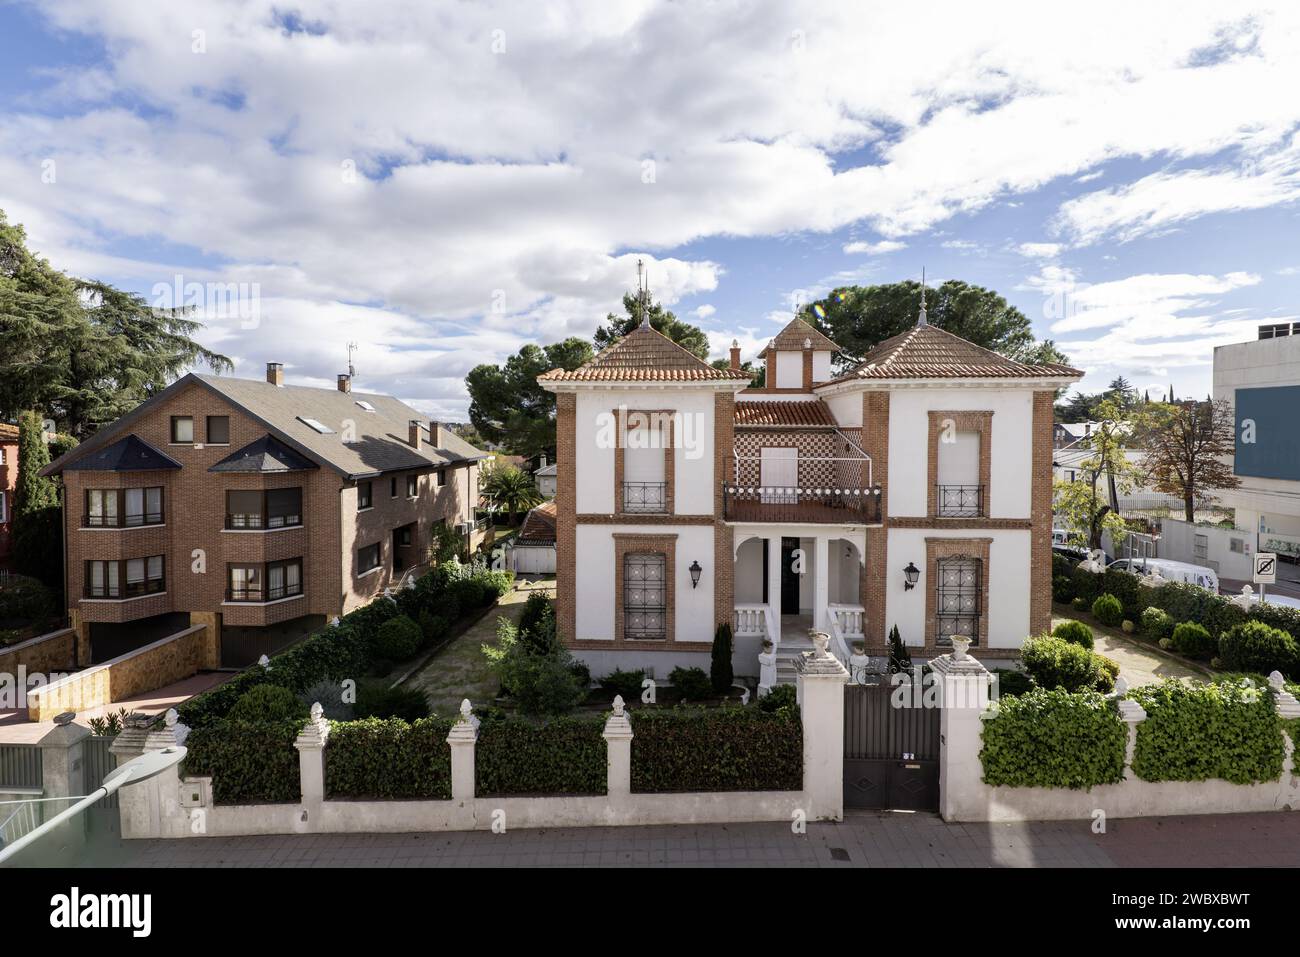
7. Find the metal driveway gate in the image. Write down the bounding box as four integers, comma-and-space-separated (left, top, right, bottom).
843, 683, 940, 811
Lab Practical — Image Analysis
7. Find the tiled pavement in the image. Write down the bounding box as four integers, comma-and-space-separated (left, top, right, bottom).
85, 809, 1300, 868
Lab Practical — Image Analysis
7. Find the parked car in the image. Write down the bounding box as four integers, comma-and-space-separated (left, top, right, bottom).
1237, 590, 1300, 611
1052, 543, 1091, 563
1106, 558, 1219, 594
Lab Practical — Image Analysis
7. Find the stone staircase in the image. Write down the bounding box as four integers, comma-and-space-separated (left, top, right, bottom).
774, 615, 815, 685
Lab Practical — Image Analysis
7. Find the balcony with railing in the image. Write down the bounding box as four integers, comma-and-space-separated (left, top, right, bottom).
621, 481, 668, 514
724, 431, 881, 524
936, 484, 985, 518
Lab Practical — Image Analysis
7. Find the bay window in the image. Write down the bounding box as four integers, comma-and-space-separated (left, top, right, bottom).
85, 555, 165, 599
84, 487, 164, 527
225, 488, 302, 529
227, 558, 303, 602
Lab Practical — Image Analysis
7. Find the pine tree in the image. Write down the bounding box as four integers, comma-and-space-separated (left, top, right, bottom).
12, 410, 62, 589
710, 622, 734, 693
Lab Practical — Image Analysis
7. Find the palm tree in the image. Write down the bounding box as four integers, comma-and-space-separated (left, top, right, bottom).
481, 464, 542, 525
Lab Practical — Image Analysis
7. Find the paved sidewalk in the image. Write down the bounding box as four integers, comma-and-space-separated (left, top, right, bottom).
83, 810, 1300, 868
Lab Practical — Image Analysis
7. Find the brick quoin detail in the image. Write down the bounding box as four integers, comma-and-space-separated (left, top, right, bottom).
861, 391, 889, 653
1029, 390, 1054, 637
713, 391, 735, 633
555, 392, 578, 644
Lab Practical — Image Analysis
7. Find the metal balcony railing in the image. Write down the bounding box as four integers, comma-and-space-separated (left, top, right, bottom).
721, 483, 883, 524
621, 481, 668, 513
936, 484, 985, 517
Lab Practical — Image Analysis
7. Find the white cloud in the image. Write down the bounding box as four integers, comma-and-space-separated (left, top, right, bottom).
6, 1, 1300, 412
693, 304, 717, 319
941, 240, 978, 251
1017, 242, 1063, 258
842, 240, 907, 254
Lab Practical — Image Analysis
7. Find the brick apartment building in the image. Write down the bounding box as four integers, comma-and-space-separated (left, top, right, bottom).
538, 303, 1080, 684
42, 363, 487, 667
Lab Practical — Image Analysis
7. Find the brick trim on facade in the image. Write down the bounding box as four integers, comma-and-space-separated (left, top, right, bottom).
1029, 390, 1054, 637
861, 391, 890, 652
612, 532, 677, 644
889, 517, 1031, 530
555, 393, 577, 643
927, 410, 993, 519
923, 536, 992, 653
713, 391, 736, 633
576, 513, 714, 525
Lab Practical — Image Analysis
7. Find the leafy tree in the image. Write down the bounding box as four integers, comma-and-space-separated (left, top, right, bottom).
802, 280, 1068, 371
887, 625, 912, 674
1132, 399, 1240, 522
710, 356, 764, 387
1052, 399, 1138, 551
12, 411, 61, 589
480, 464, 543, 525
428, 521, 465, 565
593, 292, 710, 360
0, 211, 232, 437
465, 337, 592, 457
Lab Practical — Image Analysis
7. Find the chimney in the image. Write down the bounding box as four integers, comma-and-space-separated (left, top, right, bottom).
409, 419, 423, 449
266, 362, 284, 387
539, 453, 548, 468
337, 374, 351, 393
729, 339, 741, 372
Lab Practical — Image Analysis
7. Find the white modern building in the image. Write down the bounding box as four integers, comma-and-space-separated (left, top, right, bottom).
1213, 324, 1300, 561
538, 297, 1080, 681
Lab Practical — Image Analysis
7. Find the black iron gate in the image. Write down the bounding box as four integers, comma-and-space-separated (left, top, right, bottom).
843, 683, 940, 811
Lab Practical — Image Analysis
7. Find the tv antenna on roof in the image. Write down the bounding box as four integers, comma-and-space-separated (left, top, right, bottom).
636, 258, 651, 328
346, 341, 358, 379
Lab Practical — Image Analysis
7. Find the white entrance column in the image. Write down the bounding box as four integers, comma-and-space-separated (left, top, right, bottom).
766, 537, 782, 620
813, 535, 830, 631
796, 631, 849, 821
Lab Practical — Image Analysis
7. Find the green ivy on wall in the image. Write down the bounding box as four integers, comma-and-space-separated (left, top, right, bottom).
979, 688, 1127, 790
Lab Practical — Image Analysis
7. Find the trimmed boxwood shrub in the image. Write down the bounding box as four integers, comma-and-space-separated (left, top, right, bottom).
373, 614, 422, 661
669, 666, 713, 701
992, 669, 1034, 698
1071, 596, 1088, 612
226, 684, 308, 724
1131, 680, 1284, 784
1170, 621, 1214, 660
1091, 593, 1123, 627
325, 717, 454, 799
1022, 635, 1114, 693
630, 706, 802, 793
1140, 606, 1174, 640
599, 668, 646, 701
1051, 574, 1074, 603
182, 719, 302, 804
1071, 566, 1103, 604
980, 688, 1127, 789
475, 716, 606, 796
1051, 619, 1094, 649
758, 683, 797, 713
1218, 620, 1298, 677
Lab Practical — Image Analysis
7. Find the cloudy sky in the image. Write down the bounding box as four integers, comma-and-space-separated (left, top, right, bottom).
2, 1, 1299, 419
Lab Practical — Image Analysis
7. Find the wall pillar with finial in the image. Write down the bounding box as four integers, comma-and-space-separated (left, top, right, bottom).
295, 703, 331, 819
602, 696, 634, 797
446, 698, 480, 802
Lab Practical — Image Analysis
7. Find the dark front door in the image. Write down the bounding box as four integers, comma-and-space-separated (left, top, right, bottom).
843, 683, 941, 811
779, 537, 800, 615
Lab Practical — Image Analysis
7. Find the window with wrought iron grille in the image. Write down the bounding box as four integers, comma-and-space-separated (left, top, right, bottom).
935, 556, 981, 646
936, 430, 983, 517
624, 552, 667, 639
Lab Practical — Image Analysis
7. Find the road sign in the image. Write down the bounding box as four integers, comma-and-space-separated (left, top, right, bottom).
1254, 553, 1277, 585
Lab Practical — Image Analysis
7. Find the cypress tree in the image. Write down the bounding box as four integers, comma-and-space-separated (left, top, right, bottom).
710, 622, 734, 693
11, 410, 62, 589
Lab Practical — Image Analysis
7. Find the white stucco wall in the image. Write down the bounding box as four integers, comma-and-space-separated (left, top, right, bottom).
885, 527, 1031, 651
734, 537, 765, 603
574, 523, 716, 642
886, 388, 1034, 519
774, 352, 803, 389
574, 390, 717, 515
812, 351, 833, 384
823, 391, 862, 428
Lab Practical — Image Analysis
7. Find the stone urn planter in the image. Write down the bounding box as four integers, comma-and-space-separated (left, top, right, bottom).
949, 635, 972, 661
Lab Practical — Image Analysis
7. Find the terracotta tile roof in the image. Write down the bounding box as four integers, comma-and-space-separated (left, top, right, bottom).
538, 325, 751, 383
735, 399, 837, 428
827, 324, 1083, 382
516, 501, 557, 546
757, 317, 840, 357
0, 422, 19, 442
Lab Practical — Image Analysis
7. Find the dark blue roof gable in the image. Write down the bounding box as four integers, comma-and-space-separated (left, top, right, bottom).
209, 434, 319, 473
61, 434, 182, 472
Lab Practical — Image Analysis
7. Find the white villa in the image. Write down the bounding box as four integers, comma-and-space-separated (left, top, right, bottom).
538, 297, 1081, 682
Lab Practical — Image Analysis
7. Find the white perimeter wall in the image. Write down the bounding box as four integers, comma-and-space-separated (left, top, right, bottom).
574, 390, 716, 515
887, 388, 1033, 519
885, 527, 1031, 650
574, 523, 716, 643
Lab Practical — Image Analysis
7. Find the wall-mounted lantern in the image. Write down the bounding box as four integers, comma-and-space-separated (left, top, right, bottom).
689, 560, 703, 589
903, 562, 920, 591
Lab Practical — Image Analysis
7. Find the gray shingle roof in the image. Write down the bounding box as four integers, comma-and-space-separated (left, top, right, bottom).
209, 435, 319, 473
61, 434, 182, 472
43, 373, 489, 480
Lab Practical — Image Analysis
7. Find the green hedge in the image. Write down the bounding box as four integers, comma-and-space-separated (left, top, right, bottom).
980, 688, 1127, 790
1131, 680, 1285, 785
182, 720, 302, 804
475, 717, 607, 796
629, 706, 802, 793
178, 562, 512, 728
325, 717, 454, 799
